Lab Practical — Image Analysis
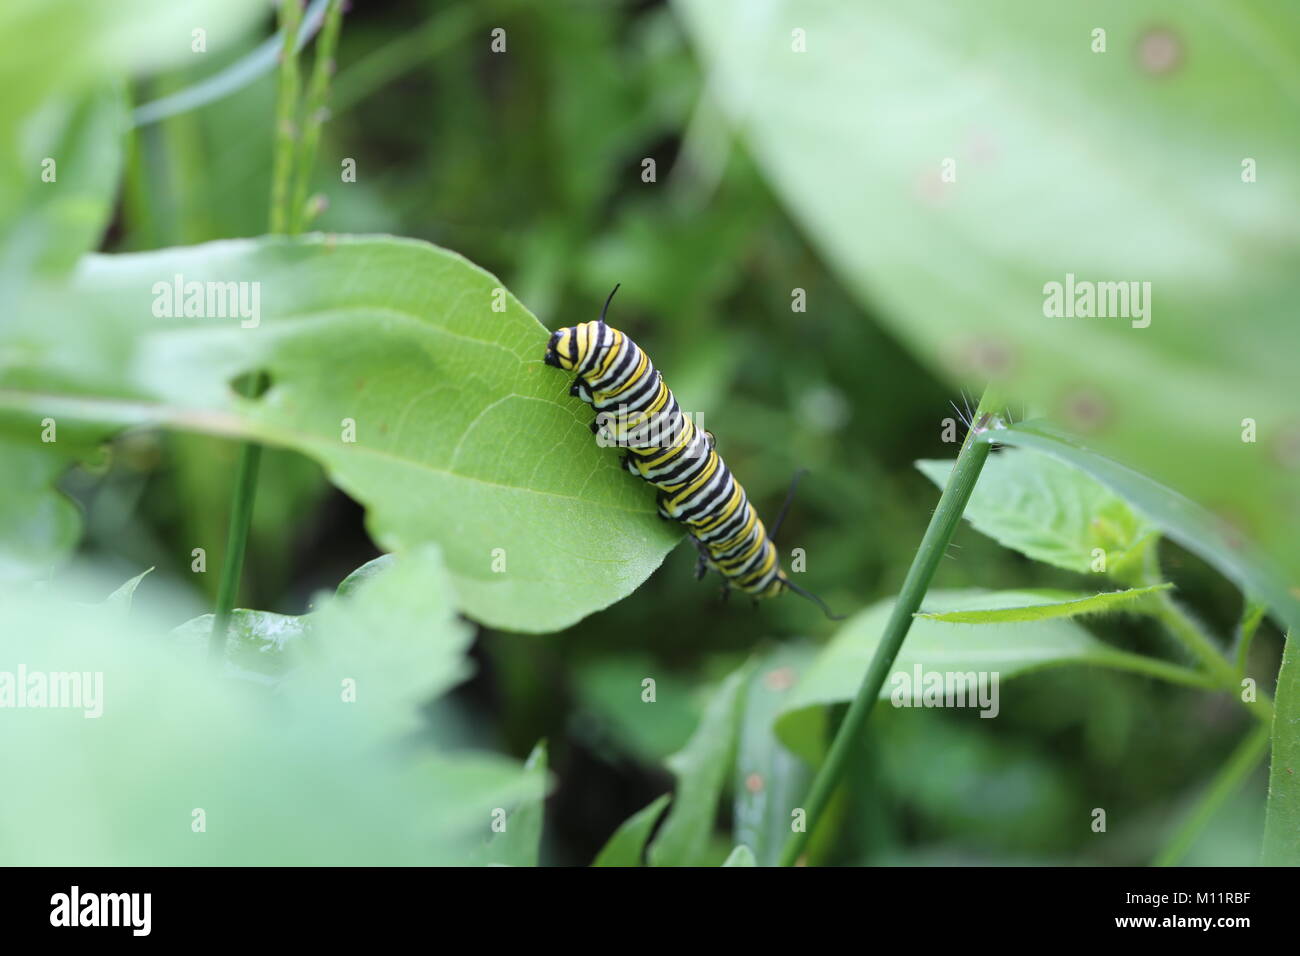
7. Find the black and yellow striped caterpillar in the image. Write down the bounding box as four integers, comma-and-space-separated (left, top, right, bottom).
544, 286, 841, 619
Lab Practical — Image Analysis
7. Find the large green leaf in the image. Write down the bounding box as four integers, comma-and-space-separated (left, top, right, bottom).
733, 644, 814, 866
0, 236, 682, 631
990, 421, 1300, 634
1263, 631, 1299, 865
675, 0, 1300, 613
648, 663, 751, 866
776, 590, 1213, 763
0, 549, 535, 864
917, 451, 1157, 580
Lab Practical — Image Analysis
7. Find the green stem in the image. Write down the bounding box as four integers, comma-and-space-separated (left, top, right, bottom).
268, 0, 304, 234
777, 386, 1003, 867
1234, 600, 1267, 677
209, 390, 265, 661
214, 1, 309, 658
1085, 648, 1221, 691
133, 0, 331, 127
289, 0, 344, 234
1152, 723, 1270, 866
1147, 586, 1273, 725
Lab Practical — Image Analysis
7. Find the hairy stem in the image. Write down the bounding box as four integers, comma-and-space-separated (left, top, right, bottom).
777, 386, 1003, 866
1147, 585, 1273, 725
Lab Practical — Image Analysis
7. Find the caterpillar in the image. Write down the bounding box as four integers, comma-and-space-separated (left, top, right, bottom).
544, 286, 842, 620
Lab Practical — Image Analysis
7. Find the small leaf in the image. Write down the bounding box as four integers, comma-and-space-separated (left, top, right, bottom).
721, 845, 756, 867
917, 451, 1158, 580
172, 609, 307, 684
915, 585, 1172, 624
592, 793, 670, 867
473, 740, 550, 867
991, 421, 1300, 635
335, 553, 394, 598
101, 567, 153, 615
648, 663, 751, 867
776, 589, 1210, 763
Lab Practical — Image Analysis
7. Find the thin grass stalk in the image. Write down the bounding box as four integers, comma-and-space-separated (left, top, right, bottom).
777, 385, 1003, 866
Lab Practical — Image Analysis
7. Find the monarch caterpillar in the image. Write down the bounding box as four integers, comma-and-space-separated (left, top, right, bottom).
544, 286, 842, 620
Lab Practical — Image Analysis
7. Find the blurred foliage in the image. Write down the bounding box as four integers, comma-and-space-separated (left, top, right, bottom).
0, 0, 1291, 865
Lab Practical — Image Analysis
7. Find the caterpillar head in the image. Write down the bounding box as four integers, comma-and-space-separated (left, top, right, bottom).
544, 323, 599, 371
544, 284, 621, 371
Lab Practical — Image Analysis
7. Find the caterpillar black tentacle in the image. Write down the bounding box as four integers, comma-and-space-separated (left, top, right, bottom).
544, 287, 843, 620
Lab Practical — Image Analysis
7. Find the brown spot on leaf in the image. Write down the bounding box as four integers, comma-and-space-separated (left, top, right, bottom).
1137, 27, 1183, 75
764, 666, 796, 691
1059, 387, 1112, 433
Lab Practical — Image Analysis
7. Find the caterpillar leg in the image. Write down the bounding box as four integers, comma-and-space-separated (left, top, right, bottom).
656, 492, 673, 521
691, 538, 712, 581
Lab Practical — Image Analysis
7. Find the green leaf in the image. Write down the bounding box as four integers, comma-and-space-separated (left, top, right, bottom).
0, 551, 535, 864
1263, 631, 1300, 865
172, 609, 307, 684
102, 566, 153, 615
335, 553, 395, 598
675, 0, 1300, 613
473, 741, 550, 867
648, 663, 751, 866
990, 421, 1300, 635
592, 793, 671, 867
0, 236, 682, 631
776, 589, 1214, 763
733, 645, 815, 866
174, 546, 476, 729
0, 436, 87, 582
915, 585, 1172, 624
0, 1, 267, 276
721, 845, 756, 866
917, 452, 1158, 580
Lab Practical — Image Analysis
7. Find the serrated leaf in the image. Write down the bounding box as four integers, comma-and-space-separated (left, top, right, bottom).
916, 585, 1171, 624
776, 589, 1210, 763
648, 663, 750, 866
991, 421, 1300, 635
592, 793, 670, 867
0, 552, 534, 864
917, 451, 1157, 580
0, 236, 683, 631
